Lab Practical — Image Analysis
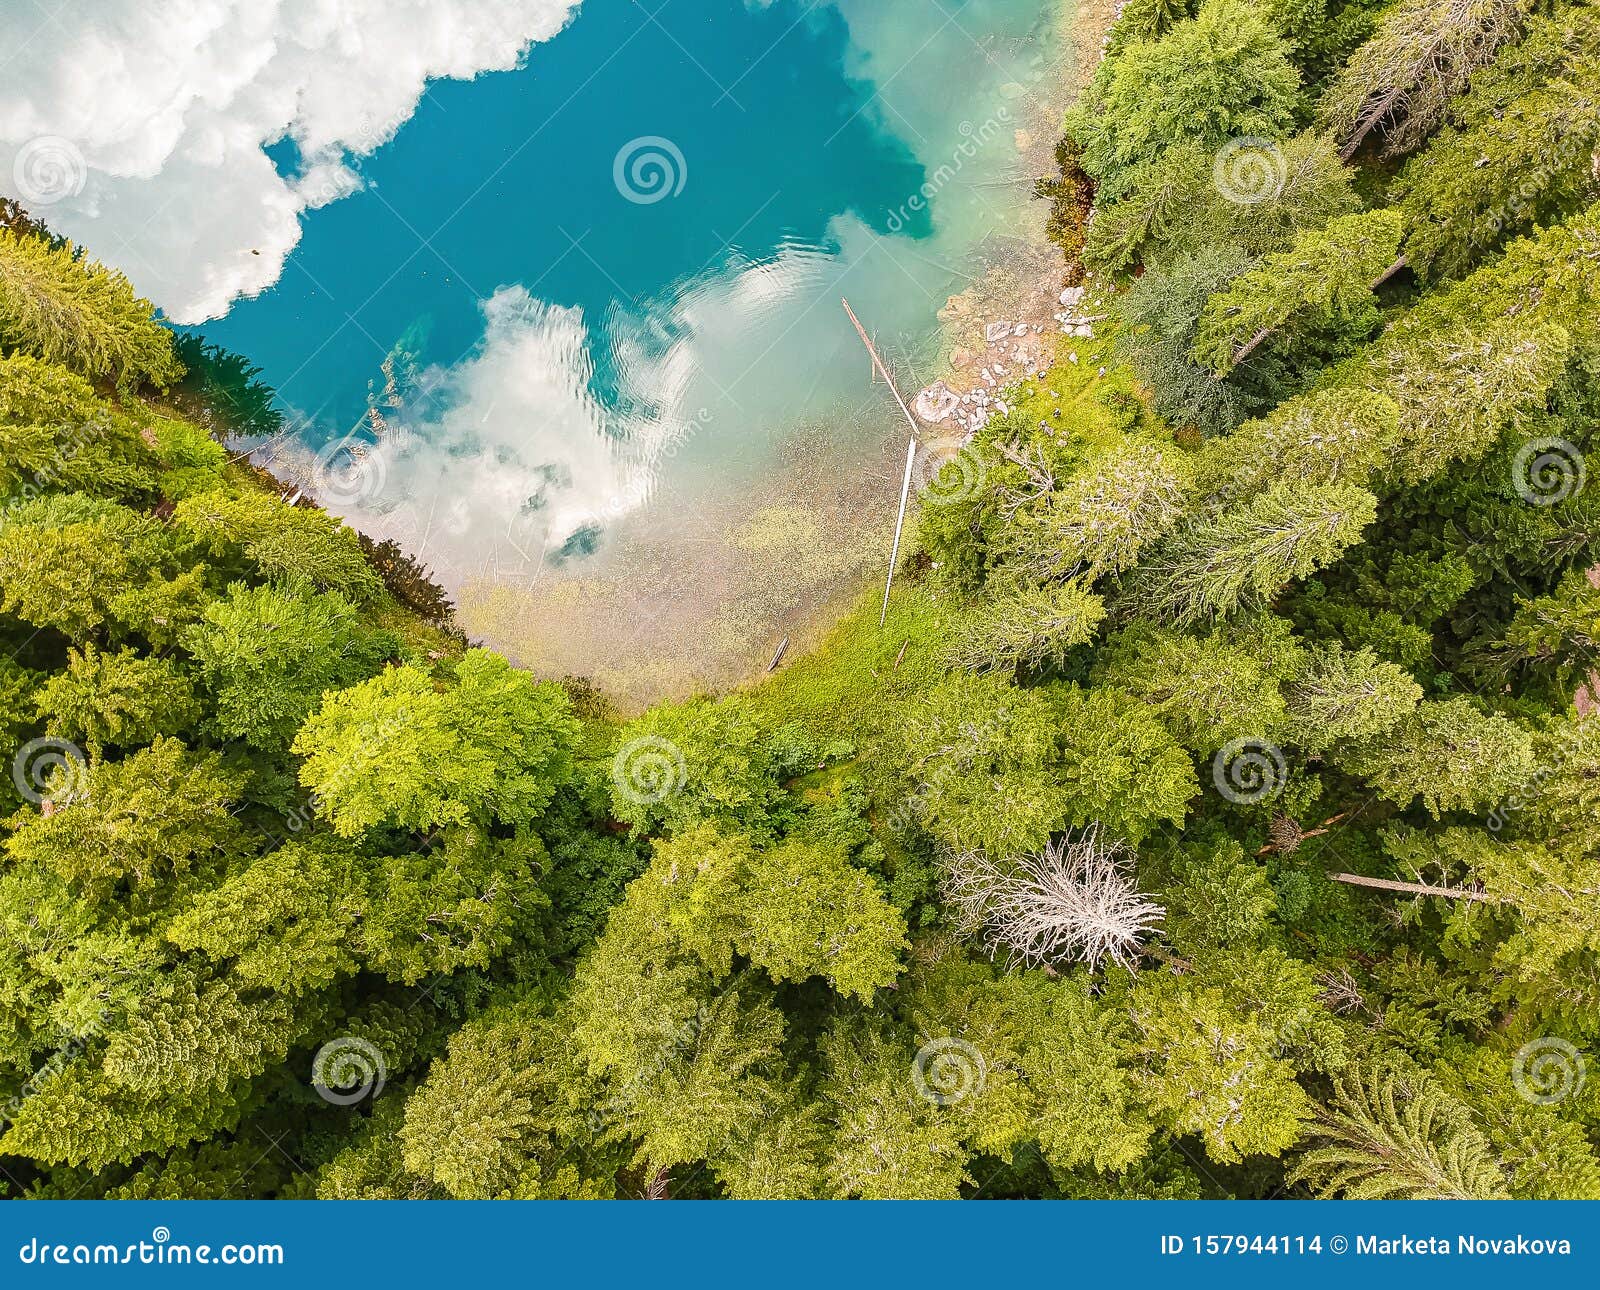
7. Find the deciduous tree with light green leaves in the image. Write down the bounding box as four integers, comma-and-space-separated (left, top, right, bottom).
1129, 975, 1311, 1164
6, 736, 247, 893
293, 649, 576, 837
1340, 697, 1536, 817
34, 644, 197, 758
184, 582, 395, 749
0, 494, 175, 639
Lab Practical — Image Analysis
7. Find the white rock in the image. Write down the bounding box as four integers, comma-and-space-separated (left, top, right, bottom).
1013, 324, 1028, 337
1068, 352, 1079, 364
1060, 286, 1085, 307
984, 320, 1016, 343
913, 380, 961, 424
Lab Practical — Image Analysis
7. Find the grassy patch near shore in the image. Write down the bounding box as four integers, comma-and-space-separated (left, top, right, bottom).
746, 579, 954, 747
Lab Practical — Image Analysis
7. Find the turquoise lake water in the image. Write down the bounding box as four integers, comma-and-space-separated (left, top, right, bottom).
192, 0, 1071, 695
213, 0, 935, 426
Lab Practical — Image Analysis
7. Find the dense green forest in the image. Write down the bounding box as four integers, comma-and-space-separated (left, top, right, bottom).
0, 0, 1597, 1201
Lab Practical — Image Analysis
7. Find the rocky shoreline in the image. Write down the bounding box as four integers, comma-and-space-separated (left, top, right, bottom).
913, 283, 1109, 438
907, 0, 1123, 443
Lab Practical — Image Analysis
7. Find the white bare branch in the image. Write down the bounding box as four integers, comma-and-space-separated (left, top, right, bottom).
943, 828, 1166, 972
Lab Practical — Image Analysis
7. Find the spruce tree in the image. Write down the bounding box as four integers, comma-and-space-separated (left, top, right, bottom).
0, 232, 183, 390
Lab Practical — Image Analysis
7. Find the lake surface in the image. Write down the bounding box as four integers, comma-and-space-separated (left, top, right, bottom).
197, 0, 1076, 705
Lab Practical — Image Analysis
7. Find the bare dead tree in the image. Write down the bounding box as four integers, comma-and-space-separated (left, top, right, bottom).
943, 828, 1166, 972
993, 439, 1058, 521
1326, 871, 1497, 903
1257, 810, 1350, 856
1324, 0, 1528, 160
1316, 967, 1368, 1016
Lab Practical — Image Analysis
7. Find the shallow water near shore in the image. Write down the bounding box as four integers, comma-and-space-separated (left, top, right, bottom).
197, 0, 1079, 707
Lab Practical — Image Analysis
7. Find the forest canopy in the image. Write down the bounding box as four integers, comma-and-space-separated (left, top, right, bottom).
0, 0, 1595, 1202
